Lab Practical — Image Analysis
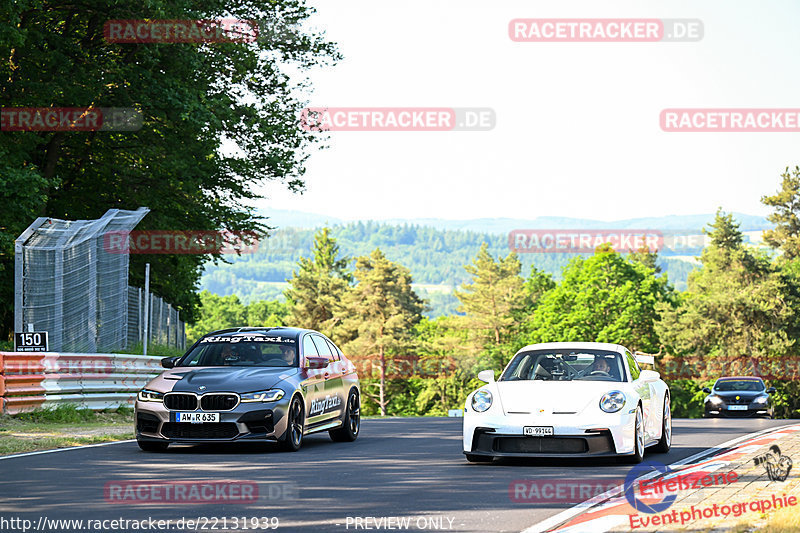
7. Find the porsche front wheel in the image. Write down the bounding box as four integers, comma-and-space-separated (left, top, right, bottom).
652, 395, 672, 453
623, 406, 645, 464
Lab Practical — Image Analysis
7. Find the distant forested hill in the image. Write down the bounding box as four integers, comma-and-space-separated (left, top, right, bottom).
200, 221, 722, 317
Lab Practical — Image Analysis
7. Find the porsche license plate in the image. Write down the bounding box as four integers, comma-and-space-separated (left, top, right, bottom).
727, 405, 748, 411
175, 412, 219, 423
524, 426, 554, 436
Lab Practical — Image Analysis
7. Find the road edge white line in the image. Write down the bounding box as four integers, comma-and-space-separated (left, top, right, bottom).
520, 423, 800, 533
0, 439, 135, 460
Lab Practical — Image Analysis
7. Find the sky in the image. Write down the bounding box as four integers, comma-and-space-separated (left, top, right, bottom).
254, 0, 800, 223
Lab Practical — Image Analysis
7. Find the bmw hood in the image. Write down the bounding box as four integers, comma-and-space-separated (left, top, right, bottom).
148, 367, 299, 394
494, 381, 625, 415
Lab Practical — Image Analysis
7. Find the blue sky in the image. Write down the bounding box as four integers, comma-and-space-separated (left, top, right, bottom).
254, 0, 800, 222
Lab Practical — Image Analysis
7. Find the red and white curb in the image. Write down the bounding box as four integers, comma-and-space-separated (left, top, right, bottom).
523, 424, 800, 533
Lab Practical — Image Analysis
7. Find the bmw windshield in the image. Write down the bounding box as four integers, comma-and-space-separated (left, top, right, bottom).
178, 335, 298, 367
714, 379, 765, 392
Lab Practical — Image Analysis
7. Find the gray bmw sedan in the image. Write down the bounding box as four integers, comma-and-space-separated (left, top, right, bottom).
135, 327, 360, 452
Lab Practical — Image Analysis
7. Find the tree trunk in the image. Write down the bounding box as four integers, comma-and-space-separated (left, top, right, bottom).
379, 346, 386, 416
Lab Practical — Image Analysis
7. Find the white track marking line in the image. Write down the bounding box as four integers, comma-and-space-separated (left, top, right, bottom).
0, 439, 134, 460
521, 423, 800, 533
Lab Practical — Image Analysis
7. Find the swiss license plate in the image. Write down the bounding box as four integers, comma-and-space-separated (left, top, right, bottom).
175, 412, 220, 423
524, 426, 554, 436
727, 405, 748, 411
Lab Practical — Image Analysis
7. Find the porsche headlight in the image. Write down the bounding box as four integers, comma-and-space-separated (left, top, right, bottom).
754, 395, 768, 404
138, 389, 164, 402
599, 391, 626, 413
471, 390, 493, 412
240, 389, 285, 403
708, 396, 723, 404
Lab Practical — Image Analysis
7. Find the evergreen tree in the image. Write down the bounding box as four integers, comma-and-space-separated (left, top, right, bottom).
762, 166, 800, 259
455, 243, 524, 346
656, 210, 796, 359
337, 249, 424, 415
285, 228, 351, 337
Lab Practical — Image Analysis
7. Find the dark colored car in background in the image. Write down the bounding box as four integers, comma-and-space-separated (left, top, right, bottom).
135, 327, 360, 452
703, 376, 775, 418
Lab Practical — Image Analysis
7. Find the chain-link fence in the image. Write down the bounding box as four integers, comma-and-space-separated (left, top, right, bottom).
127, 286, 186, 351
15, 208, 185, 353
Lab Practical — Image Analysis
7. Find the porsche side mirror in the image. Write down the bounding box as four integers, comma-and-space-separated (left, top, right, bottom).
161, 356, 179, 369
639, 369, 660, 381
766, 387, 776, 394
305, 356, 329, 370
477, 369, 495, 383
702, 387, 711, 394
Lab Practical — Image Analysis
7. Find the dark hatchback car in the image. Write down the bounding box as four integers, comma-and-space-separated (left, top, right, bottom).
135, 327, 360, 452
703, 376, 775, 418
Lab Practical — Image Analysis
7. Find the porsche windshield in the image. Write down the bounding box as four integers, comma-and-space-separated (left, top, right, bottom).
178, 335, 298, 367
500, 350, 624, 382
714, 379, 765, 392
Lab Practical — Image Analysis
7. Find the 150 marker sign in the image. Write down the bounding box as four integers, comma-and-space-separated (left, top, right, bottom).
14, 332, 49, 352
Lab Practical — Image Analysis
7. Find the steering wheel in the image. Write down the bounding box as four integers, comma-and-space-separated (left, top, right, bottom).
589, 370, 611, 377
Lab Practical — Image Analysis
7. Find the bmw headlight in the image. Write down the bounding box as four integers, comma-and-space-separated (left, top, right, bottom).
599, 391, 626, 413
754, 395, 768, 404
240, 389, 285, 403
137, 389, 164, 402
471, 390, 493, 412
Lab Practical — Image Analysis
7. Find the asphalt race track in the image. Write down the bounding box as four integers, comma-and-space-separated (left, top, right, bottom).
0, 418, 792, 533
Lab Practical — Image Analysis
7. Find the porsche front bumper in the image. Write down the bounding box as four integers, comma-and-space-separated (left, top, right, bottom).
463, 410, 638, 458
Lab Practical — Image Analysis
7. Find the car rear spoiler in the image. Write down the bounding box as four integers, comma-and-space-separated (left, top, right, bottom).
633, 345, 663, 366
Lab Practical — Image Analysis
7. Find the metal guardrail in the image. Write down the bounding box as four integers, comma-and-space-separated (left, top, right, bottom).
0, 351, 163, 414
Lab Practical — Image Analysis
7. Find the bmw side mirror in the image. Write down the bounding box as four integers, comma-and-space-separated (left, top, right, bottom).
305, 356, 329, 370
477, 369, 495, 383
702, 387, 711, 394
766, 387, 776, 394
161, 356, 178, 369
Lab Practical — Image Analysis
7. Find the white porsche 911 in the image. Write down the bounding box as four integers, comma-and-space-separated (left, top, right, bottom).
463, 342, 670, 463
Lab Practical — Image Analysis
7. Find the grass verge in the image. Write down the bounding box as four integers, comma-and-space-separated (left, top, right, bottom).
0, 404, 134, 456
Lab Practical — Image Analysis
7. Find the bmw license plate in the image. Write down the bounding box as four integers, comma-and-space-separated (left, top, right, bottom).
174, 412, 220, 423
524, 426, 554, 436
727, 405, 748, 411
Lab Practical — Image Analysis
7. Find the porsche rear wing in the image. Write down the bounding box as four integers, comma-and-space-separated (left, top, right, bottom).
634, 352, 655, 365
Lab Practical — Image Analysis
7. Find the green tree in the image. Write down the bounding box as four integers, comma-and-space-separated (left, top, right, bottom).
246, 300, 290, 328
762, 166, 800, 259
455, 243, 524, 346
186, 291, 246, 342
285, 227, 351, 338
528, 244, 672, 352
337, 249, 424, 415
0, 0, 340, 336
656, 210, 797, 360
